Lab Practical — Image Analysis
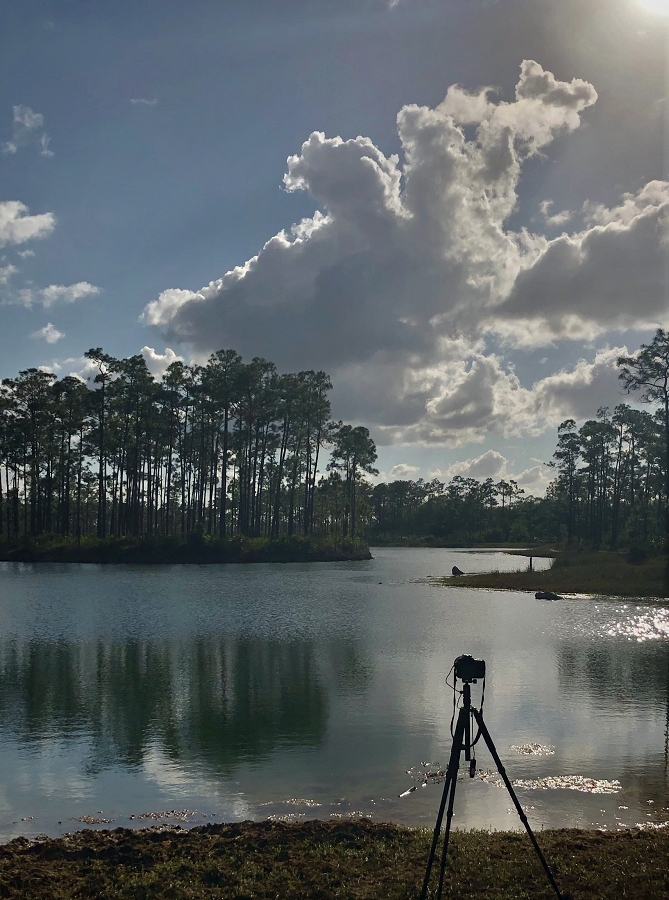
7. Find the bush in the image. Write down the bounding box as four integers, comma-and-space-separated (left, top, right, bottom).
626, 544, 648, 565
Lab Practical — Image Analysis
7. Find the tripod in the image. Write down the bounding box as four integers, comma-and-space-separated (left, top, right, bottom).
420, 679, 564, 900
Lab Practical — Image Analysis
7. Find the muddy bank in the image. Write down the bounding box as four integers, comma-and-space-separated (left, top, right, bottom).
1, 819, 668, 899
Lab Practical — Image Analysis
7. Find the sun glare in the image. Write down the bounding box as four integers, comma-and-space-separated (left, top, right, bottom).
636, 0, 669, 13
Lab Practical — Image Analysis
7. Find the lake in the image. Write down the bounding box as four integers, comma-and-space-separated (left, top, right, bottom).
0, 547, 667, 841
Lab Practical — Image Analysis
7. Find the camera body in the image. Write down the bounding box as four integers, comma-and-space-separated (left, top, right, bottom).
454, 654, 486, 683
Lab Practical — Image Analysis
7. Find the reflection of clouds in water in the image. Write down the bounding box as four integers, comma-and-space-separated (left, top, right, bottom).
604, 608, 669, 642
15, 746, 92, 801
0, 557, 666, 836
141, 746, 251, 820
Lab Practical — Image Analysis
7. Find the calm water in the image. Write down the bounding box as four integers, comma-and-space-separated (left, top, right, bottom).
0, 547, 667, 841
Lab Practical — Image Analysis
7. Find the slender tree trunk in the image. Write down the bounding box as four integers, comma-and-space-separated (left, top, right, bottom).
219, 407, 229, 537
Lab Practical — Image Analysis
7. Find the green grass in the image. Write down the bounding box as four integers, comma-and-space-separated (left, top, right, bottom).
0, 821, 668, 899
439, 551, 668, 598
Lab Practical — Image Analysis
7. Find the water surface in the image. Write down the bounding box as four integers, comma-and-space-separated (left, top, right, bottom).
0, 548, 666, 840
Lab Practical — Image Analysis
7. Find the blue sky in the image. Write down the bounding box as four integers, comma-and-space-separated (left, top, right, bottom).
1, 0, 667, 492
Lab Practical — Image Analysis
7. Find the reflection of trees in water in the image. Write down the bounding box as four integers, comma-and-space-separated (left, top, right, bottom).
327, 642, 373, 693
0, 638, 329, 773
558, 640, 669, 707
558, 639, 669, 783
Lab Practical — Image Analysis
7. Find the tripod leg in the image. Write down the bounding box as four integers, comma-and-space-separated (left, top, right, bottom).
420, 706, 466, 900
471, 708, 564, 900
436, 768, 459, 900
419, 770, 454, 900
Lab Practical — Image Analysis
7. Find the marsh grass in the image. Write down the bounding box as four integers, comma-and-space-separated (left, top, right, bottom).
0, 821, 668, 899
440, 551, 668, 598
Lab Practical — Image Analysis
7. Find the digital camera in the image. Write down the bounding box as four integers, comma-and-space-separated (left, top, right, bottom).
454, 654, 486, 683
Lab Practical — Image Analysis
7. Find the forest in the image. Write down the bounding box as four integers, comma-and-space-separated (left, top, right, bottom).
0, 330, 667, 555
0, 348, 377, 551
367, 393, 666, 549
369, 330, 669, 552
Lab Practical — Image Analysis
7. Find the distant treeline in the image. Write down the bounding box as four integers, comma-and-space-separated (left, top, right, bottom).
1, 331, 667, 553
0, 348, 377, 544
367, 331, 669, 551
366, 397, 664, 547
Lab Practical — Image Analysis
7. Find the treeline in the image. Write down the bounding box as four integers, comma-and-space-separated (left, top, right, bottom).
1, 331, 667, 553
0, 349, 377, 544
365, 399, 665, 548
367, 475, 553, 544
548, 407, 666, 549
549, 330, 669, 550
368, 330, 669, 551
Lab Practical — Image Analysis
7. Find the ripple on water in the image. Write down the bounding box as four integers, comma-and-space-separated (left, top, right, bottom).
510, 743, 555, 756
604, 608, 669, 642
511, 776, 622, 794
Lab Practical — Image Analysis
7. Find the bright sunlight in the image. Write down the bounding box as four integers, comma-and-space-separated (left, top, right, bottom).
637, 0, 669, 13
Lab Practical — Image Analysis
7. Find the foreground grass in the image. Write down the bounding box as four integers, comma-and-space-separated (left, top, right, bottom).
440, 551, 668, 598
0, 821, 668, 899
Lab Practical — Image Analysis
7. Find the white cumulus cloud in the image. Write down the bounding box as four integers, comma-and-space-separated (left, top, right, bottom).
448, 449, 507, 479
143, 60, 662, 448
40, 282, 100, 307
2, 105, 53, 157
538, 200, 573, 229
31, 322, 64, 344
496, 181, 669, 343
0, 263, 18, 284
0, 200, 55, 248
388, 463, 421, 480
140, 346, 184, 378
514, 464, 551, 496
144, 61, 598, 369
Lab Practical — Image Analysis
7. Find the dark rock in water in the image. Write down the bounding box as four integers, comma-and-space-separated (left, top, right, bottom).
535, 590, 561, 601
452, 566, 464, 576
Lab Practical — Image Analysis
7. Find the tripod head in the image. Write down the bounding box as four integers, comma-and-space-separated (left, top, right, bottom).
454, 654, 485, 684
449, 655, 487, 775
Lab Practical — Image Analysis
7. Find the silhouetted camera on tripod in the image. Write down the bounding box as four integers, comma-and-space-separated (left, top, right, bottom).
453, 654, 485, 683
420, 655, 565, 900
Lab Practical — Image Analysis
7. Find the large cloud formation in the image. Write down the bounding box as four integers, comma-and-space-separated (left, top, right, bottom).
144, 61, 667, 446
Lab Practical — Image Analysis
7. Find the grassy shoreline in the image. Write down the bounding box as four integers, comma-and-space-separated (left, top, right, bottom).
439, 550, 668, 598
1, 820, 668, 899
0, 534, 372, 565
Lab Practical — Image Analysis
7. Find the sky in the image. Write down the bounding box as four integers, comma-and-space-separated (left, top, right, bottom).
1, 0, 668, 495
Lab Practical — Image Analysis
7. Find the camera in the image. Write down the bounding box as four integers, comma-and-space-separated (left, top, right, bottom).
454, 654, 486, 683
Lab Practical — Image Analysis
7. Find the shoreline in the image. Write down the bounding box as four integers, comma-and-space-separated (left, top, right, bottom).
1, 819, 667, 899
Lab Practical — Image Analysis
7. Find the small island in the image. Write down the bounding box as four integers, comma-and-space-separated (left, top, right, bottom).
437, 548, 668, 598
0, 534, 371, 565
0, 350, 379, 565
